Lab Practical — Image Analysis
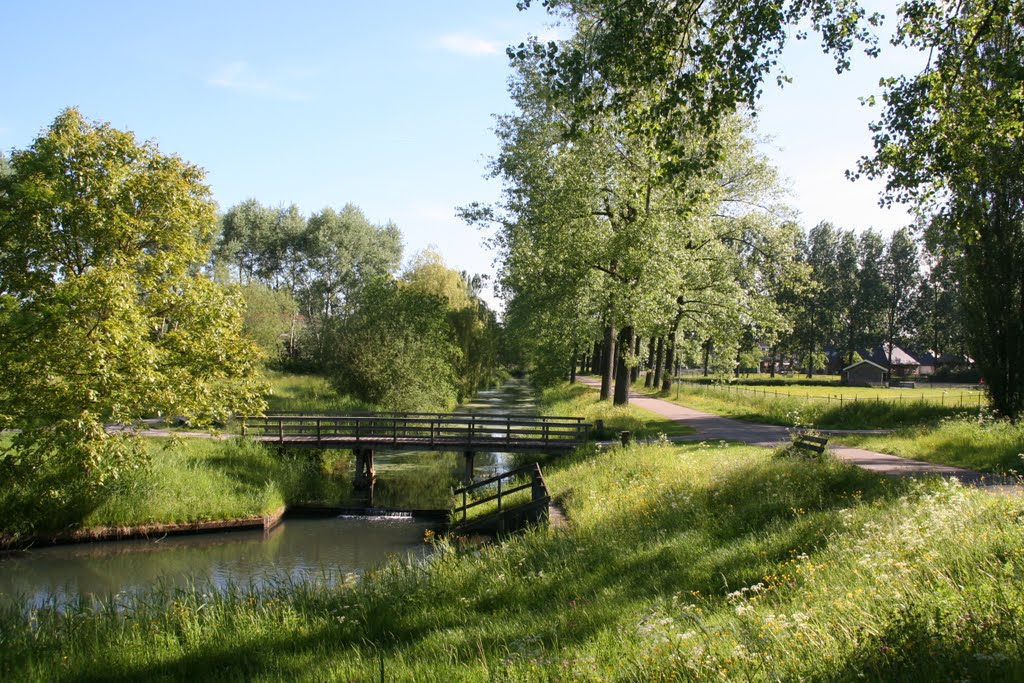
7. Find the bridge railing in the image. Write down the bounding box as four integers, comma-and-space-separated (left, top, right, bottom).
241, 412, 589, 449
450, 462, 549, 534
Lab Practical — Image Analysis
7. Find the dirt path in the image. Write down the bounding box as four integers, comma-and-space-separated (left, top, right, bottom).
578, 378, 1018, 490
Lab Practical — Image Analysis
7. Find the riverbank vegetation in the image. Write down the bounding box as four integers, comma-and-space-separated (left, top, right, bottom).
4, 440, 1022, 680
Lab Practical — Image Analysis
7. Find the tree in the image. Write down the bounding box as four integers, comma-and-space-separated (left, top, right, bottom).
323, 279, 461, 412
298, 204, 403, 363
879, 227, 920, 369
472, 41, 794, 403
238, 282, 300, 364
403, 250, 503, 400
853, 229, 888, 358
798, 222, 849, 375
0, 109, 266, 531
858, 0, 1024, 417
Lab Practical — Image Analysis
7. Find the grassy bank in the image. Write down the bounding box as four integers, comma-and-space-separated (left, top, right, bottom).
263, 371, 373, 413
836, 417, 1024, 475
4, 436, 1023, 680
650, 382, 972, 430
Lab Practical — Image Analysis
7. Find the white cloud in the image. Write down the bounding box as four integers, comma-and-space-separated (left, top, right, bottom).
207, 61, 314, 101
436, 33, 499, 57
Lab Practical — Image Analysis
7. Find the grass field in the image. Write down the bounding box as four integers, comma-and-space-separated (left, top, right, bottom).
647, 381, 976, 430
3, 436, 1022, 680
675, 378, 986, 406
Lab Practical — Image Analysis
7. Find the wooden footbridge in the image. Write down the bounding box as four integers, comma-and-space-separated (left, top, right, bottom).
242, 411, 590, 487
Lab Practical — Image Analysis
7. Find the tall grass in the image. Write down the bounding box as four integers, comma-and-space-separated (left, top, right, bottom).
262, 371, 373, 413
3, 439, 1022, 681
837, 416, 1024, 475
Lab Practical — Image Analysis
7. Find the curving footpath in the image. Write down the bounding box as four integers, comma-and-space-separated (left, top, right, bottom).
578, 378, 1019, 492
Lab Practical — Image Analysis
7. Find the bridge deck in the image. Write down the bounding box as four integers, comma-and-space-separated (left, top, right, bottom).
243, 412, 589, 452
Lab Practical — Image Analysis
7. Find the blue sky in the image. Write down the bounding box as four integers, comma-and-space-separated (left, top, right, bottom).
3, 1, 918, 306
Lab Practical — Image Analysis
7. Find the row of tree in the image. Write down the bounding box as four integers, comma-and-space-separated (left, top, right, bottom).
488, 0, 1024, 418
766, 222, 966, 377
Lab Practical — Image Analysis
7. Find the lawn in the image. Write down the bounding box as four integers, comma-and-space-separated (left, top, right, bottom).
262, 371, 373, 413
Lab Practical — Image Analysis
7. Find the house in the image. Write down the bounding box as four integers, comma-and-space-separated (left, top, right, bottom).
916, 352, 937, 377
866, 343, 921, 378
841, 359, 888, 386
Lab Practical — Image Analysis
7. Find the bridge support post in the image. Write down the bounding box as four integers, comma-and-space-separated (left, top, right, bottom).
354, 448, 376, 490
463, 451, 475, 485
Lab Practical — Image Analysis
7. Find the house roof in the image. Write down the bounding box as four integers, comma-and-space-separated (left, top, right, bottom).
867, 343, 920, 367
842, 359, 888, 373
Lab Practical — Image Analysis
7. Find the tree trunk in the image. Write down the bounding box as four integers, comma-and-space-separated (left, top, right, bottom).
662, 335, 676, 393
702, 340, 711, 377
569, 346, 578, 383
592, 339, 601, 375
769, 345, 777, 378
600, 325, 615, 400
653, 336, 665, 389
644, 336, 656, 387
630, 335, 642, 383
614, 326, 634, 405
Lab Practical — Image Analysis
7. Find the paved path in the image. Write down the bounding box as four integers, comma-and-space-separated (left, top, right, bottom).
578, 378, 1017, 490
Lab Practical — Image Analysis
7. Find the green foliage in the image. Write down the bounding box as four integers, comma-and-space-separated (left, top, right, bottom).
324, 279, 461, 412
238, 282, 300, 363
403, 249, 504, 399
514, 0, 880, 169
214, 199, 404, 370
473, 44, 795, 397
0, 108, 266, 532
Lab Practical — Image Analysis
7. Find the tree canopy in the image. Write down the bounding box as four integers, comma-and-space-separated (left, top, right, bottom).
0, 108, 266, 530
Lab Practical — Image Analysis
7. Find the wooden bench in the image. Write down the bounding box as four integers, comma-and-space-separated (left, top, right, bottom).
793, 433, 828, 456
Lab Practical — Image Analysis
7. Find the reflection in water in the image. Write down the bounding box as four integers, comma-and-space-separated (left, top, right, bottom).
0, 517, 433, 609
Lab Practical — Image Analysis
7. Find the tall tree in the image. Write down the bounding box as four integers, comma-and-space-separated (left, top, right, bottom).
853, 229, 888, 358
324, 279, 460, 412
858, 0, 1024, 417
0, 109, 265, 531
879, 227, 920, 369
298, 204, 403, 361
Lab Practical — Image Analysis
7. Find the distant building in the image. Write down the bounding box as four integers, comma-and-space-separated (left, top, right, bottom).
841, 359, 889, 386
916, 352, 937, 377
866, 343, 920, 378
